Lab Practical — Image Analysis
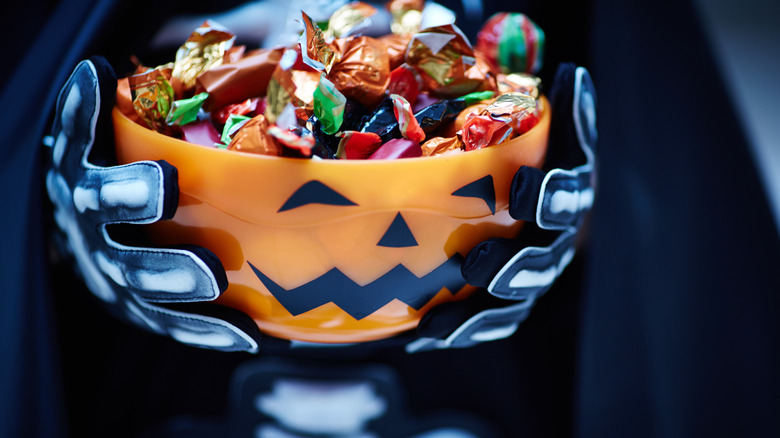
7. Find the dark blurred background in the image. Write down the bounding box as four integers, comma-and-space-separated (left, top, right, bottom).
1, 0, 779, 436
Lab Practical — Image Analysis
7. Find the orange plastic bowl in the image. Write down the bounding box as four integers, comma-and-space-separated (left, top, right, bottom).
112, 99, 550, 343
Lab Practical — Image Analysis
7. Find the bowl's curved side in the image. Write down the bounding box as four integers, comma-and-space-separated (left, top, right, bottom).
112, 98, 550, 343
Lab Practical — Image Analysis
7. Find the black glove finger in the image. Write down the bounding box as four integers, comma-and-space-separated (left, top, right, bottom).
461, 237, 528, 288
96, 242, 227, 303
485, 228, 577, 301
51, 57, 117, 176
118, 296, 260, 353
74, 159, 179, 224
409, 298, 536, 352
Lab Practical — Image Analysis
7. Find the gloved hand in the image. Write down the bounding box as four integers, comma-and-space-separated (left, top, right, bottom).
46, 57, 262, 353
409, 63, 597, 352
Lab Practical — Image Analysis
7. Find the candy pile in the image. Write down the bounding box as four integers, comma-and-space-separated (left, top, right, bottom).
116, 1, 546, 159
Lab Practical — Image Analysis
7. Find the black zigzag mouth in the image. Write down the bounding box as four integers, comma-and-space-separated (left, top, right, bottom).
248, 254, 466, 320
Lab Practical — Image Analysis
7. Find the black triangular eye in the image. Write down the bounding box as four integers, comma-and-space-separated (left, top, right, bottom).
452, 175, 496, 214
278, 180, 358, 212
378, 213, 418, 247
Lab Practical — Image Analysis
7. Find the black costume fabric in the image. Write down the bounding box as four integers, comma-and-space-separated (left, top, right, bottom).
1, 0, 778, 437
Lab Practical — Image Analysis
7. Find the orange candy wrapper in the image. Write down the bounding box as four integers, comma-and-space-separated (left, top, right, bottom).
328, 36, 391, 108
227, 114, 281, 155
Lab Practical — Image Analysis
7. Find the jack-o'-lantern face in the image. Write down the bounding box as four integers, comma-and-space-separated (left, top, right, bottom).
112, 99, 550, 343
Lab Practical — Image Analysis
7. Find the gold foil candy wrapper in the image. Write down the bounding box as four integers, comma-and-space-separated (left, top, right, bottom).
482, 92, 537, 123
405, 24, 488, 98
497, 73, 541, 98
227, 114, 282, 156
478, 92, 540, 139
196, 47, 285, 111
328, 36, 390, 108
300, 11, 340, 73
386, 0, 425, 35
421, 136, 463, 157
128, 67, 176, 135
326, 2, 378, 38
172, 20, 236, 91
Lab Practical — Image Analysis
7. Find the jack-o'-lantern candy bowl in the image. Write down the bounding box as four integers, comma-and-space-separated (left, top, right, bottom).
112, 99, 550, 344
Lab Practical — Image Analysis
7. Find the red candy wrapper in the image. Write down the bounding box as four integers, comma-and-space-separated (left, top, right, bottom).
336, 131, 383, 159
369, 138, 423, 159
211, 98, 263, 126
267, 126, 315, 156
390, 94, 425, 143
460, 116, 513, 151
387, 64, 422, 107
181, 119, 222, 146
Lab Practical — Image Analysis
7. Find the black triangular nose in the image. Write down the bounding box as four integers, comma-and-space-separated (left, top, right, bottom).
377, 213, 418, 247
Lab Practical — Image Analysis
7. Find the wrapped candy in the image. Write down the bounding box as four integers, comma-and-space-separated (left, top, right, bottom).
181, 119, 221, 146
118, 4, 547, 162
386, 0, 425, 35
211, 98, 263, 126
328, 36, 390, 109
440, 102, 489, 138
267, 126, 315, 157
421, 136, 463, 157
171, 20, 236, 91
220, 114, 251, 145
313, 76, 347, 135
166, 92, 209, 126
336, 131, 382, 159
476, 13, 545, 74
405, 24, 494, 98
483, 92, 539, 135
379, 33, 412, 70
410, 91, 495, 135
460, 115, 512, 151
497, 72, 542, 97
196, 47, 284, 111
360, 97, 400, 143
387, 64, 422, 107
390, 94, 425, 143
300, 11, 340, 73
227, 114, 281, 155
326, 2, 378, 38
128, 67, 176, 135
310, 98, 370, 158
265, 59, 321, 124
368, 138, 422, 159
460, 92, 539, 150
